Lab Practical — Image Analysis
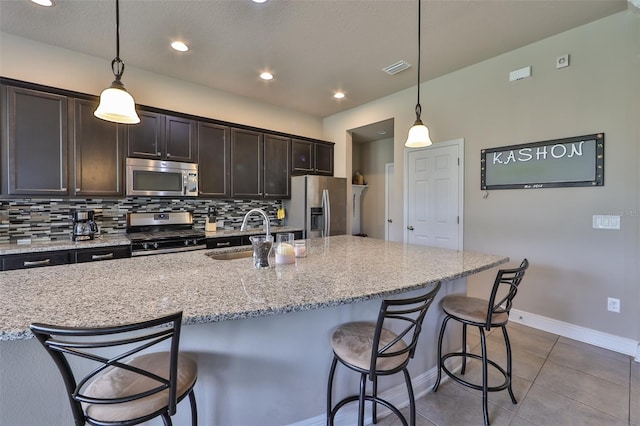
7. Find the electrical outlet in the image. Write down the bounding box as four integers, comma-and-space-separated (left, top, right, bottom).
607, 297, 620, 313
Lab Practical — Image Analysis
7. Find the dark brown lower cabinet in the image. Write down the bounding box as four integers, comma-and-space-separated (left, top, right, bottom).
74, 246, 131, 263
2, 251, 72, 271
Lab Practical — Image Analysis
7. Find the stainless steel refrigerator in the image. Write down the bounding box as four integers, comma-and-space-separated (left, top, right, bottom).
284, 175, 347, 238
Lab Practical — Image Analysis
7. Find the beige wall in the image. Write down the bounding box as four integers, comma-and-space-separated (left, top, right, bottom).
324, 11, 640, 343
0, 33, 323, 139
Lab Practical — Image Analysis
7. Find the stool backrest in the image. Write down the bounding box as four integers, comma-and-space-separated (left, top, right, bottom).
486, 259, 529, 329
370, 282, 441, 374
30, 311, 183, 425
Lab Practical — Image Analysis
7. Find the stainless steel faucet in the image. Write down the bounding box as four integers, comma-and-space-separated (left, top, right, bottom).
240, 208, 271, 236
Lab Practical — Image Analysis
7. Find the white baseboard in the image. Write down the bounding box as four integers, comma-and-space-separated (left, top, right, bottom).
510, 308, 640, 362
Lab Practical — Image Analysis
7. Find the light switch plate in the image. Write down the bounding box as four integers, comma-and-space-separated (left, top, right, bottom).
592, 215, 621, 230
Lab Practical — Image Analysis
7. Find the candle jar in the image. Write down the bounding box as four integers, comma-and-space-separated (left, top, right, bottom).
294, 240, 307, 258
275, 233, 295, 264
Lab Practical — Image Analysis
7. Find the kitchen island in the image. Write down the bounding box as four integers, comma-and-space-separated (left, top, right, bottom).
0, 236, 508, 425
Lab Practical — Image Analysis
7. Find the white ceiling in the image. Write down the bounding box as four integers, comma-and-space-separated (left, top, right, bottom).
0, 0, 629, 118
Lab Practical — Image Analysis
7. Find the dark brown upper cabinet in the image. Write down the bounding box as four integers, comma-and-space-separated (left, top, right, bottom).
263, 134, 290, 199
291, 139, 334, 176
230, 129, 291, 199
126, 111, 196, 162
231, 128, 263, 199
72, 99, 124, 196
2, 85, 69, 196
198, 122, 231, 198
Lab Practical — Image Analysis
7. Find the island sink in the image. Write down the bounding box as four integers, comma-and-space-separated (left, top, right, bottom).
206, 250, 253, 261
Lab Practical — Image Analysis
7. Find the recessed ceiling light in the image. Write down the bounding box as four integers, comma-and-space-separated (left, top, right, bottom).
334, 92, 345, 99
252, 0, 268, 3
30, 0, 54, 6
377, 130, 387, 135
260, 72, 274, 81
170, 41, 189, 52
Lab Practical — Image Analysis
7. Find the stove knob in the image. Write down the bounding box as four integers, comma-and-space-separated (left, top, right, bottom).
192, 239, 198, 245
184, 240, 190, 246
142, 243, 149, 250
153, 242, 159, 249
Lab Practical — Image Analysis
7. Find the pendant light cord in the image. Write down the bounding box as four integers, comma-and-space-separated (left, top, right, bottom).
111, 0, 125, 81
415, 0, 422, 119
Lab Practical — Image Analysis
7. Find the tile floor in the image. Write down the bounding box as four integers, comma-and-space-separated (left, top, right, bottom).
378, 322, 639, 426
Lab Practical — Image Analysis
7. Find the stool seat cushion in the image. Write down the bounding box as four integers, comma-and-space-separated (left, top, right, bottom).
331, 321, 409, 372
82, 352, 197, 423
441, 295, 508, 326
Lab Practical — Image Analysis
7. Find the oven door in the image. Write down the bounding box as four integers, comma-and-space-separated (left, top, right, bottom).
126, 158, 196, 197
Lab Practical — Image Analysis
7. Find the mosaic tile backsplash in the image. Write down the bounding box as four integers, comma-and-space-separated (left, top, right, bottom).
0, 198, 282, 244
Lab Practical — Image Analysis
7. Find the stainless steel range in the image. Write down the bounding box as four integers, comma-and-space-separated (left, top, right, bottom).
126, 212, 206, 256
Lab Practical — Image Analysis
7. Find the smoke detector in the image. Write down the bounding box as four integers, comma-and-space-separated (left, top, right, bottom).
382, 60, 411, 75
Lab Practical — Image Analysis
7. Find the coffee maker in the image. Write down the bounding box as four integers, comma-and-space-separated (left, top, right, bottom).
71, 209, 99, 241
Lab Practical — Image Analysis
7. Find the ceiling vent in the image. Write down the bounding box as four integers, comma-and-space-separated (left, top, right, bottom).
382, 60, 411, 75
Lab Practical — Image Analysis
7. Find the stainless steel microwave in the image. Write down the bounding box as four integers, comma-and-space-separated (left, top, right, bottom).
126, 158, 198, 197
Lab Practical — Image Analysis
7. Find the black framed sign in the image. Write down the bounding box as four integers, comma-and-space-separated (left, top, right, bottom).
481, 133, 604, 190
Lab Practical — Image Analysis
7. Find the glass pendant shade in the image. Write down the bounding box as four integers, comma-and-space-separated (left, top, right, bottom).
94, 81, 140, 124
405, 117, 432, 148
94, 0, 139, 125
405, 0, 433, 148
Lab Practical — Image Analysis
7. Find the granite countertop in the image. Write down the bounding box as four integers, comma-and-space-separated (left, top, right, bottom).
204, 225, 303, 238
0, 234, 132, 255
0, 226, 303, 256
0, 235, 508, 341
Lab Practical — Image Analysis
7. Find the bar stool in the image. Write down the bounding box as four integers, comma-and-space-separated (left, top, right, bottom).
327, 282, 441, 426
30, 311, 198, 426
432, 259, 528, 426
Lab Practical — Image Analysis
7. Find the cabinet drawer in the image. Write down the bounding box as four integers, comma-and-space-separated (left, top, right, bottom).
206, 236, 245, 249
2, 251, 72, 271
74, 246, 131, 263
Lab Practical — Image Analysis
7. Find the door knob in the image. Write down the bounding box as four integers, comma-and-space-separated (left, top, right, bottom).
387, 219, 393, 223
407, 226, 414, 231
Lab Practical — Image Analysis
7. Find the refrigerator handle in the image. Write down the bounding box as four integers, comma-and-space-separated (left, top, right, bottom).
322, 189, 331, 237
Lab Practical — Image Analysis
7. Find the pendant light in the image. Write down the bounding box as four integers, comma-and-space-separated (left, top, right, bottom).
405, 0, 432, 148
94, 0, 140, 124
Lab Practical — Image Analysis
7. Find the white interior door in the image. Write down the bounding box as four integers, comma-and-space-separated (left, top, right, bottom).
406, 140, 462, 250
385, 163, 394, 240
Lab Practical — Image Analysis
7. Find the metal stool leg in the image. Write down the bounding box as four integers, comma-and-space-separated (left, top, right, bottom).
480, 327, 490, 426
358, 373, 367, 426
372, 375, 378, 423
461, 323, 468, 375
403, 368, 416, 426
188, 389, 198, 426
327, 356, 338, 426
502, 326, 518, 404
432, 315, 451, 392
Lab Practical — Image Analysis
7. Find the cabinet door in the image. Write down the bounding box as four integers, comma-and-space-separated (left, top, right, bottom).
74, 246, 131, 263
126, 110, 163, 159
5, 86, 69, 195
291, 139, 314, 175
165, 115, 196, 162
263, 134, 290, 199
73, 99, 124, 196
314, 142, 334, 176
231, 128, 262, 199
198, 122, 230, 198
2, 250, 71, 271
